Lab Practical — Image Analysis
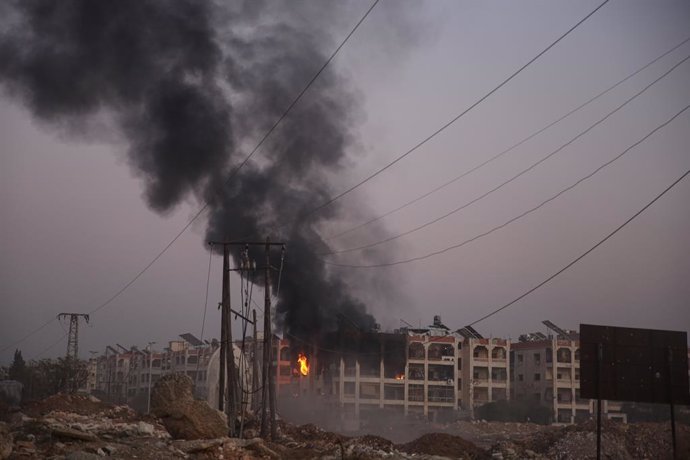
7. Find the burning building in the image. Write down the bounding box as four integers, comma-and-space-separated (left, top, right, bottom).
274, 316, 512, 427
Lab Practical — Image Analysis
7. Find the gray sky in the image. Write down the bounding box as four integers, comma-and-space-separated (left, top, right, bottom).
1, 0, 689, 364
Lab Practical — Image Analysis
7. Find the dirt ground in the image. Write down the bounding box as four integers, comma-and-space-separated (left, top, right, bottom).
1, 394, 688, 459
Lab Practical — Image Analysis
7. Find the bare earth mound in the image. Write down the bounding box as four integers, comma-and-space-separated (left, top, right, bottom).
399, 432, 489, 459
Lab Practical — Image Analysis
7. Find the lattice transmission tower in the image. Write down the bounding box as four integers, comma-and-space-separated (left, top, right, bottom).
56, 313, 90, 359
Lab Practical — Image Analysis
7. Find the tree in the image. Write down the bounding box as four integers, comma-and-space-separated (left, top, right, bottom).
8, 349, 26, 381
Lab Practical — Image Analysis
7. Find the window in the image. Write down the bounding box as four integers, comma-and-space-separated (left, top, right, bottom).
533, 353, 541, 365
518, 374, 524, 381
534, 373, 541, 381
517, 354, 524, 364
409, 342, 425, 359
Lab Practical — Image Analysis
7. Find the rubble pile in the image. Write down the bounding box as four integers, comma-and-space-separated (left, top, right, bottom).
1, 391, 688, 459
448, 420, 555, 448
150, 374, 228, 440
23, 394, 124, 418
398, 432, 489, 459
489, 419, 690, 460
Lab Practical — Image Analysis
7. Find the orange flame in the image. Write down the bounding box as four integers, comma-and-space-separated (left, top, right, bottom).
395, 373, 405, 380
297, 353, 309, 376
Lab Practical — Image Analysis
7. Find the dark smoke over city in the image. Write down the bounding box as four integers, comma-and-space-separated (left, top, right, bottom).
0, 0, 379, 344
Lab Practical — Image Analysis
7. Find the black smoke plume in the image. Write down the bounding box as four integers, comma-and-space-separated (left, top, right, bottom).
0, 0, 383, 345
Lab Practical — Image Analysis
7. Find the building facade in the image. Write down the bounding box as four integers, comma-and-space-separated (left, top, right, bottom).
275, 317, 511, 423
91, 336, 218, 411
510, 333, 626, 424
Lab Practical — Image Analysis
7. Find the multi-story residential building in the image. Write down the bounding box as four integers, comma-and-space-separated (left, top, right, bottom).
275, 316, 511, 424
510, 328, 626, 424
85, 358, 98, 393
461, 336, 510, 414
91, 334, 218, 411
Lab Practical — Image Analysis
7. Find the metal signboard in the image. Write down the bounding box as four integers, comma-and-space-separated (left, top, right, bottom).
580, 324, 689, 404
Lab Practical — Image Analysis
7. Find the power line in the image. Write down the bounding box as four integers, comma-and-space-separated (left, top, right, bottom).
324, 104, 689, 268
0, 2, 379, 354
324, 36, 690, 242
300, 0, 610, 221
0, 318, 56, 354
31, 332, 68, 361
320, 54, 690, 256
468, 168, 690, 327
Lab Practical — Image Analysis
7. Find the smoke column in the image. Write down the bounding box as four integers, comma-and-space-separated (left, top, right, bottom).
0, 0, 384, 344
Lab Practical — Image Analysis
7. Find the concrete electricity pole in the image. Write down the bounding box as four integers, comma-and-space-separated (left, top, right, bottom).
208, 238, 285, 441
146, 341, 156, 414
56, 313, 90, 360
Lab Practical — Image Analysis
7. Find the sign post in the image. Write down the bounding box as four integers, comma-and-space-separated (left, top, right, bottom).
580, 324, 689, 460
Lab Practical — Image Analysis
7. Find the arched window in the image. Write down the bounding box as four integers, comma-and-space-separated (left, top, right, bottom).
557, 348, 572, 363
473, 345, 488, 360
491, 347, 506, 360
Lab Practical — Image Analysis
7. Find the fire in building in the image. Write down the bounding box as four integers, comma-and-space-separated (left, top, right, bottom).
85, 317, 690, 426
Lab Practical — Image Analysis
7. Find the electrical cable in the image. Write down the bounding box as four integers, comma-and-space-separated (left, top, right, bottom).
194, 247, 214, 379
0, 318, 57, 354
468, 168, 690, 326
320, 54, 690, 256
299, 0, 610, 221
0, 1, 379, 354
323, 104, 689, 268
324, 36, 690, 242
31, 332, 68, 361
284, 168, 690, 349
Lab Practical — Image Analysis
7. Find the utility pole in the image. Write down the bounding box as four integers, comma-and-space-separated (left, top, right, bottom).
251, 308, 259, 412
265, 237, 277, 440
222, 244, 239, 436
146, 341, 156, 414
57, 313, 90, 360
57, 313, 90, 393
219, 296, 226, 413
208, 239, 284, 441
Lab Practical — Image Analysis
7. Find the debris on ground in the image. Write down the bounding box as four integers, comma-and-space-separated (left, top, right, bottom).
1, 392, 688, 459
151, 373, 228, 440
398, 432, 489, 459
0, 422, 13, 459
490, 418, 690, 460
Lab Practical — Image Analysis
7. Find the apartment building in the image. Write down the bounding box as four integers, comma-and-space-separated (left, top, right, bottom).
461, 336, 510, 414
276, 316, 511, 422
510, 329, 626, 424
91, 334, 218, 410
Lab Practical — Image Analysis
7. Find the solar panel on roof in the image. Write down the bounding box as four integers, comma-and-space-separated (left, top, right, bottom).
542, 320, 576, 339
457, 328, 473, 339
465, 325, 484, 339
180, 333, 204, 347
